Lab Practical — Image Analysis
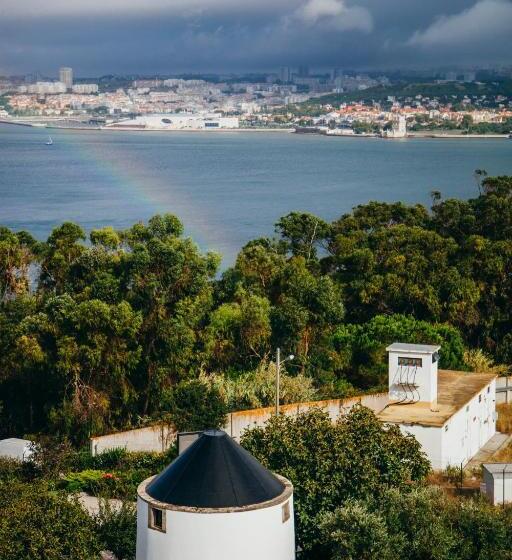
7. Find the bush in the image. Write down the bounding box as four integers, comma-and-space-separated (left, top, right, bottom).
209, 362, 317, 410
95, 501, 136, 560
320, 500, 394, 560
241, 406, 430, 557
0, 480, 100, 560
168, 378, 228, 432
60, 468, 149, 499
0, 457, 36, 483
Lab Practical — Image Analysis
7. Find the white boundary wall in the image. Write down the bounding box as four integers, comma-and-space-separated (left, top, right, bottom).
90, 393, 389, 455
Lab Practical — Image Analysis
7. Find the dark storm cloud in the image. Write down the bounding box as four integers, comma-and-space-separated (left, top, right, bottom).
1, 0, 511, 75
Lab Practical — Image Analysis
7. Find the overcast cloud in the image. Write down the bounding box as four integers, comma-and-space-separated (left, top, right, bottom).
0, 0, 511, 75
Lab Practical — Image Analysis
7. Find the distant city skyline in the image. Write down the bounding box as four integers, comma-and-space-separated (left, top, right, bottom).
1, 0, 512, 75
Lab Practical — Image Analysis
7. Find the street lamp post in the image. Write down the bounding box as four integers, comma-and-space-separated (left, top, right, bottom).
275, 348, 294, 415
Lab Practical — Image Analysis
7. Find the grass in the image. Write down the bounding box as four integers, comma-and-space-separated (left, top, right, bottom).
493, 442, 512, 463
497, 403, 512, 433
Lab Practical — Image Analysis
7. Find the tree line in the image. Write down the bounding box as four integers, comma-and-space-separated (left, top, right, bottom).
1, 174, 512, 442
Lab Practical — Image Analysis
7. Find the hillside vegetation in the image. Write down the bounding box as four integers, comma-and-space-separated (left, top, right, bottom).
1, 175, 512, 442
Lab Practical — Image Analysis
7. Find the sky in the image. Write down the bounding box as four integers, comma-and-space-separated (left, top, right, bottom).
1, 0, 511, 76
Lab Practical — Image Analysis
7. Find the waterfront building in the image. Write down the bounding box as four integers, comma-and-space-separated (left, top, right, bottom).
107, 113, 240, 130
382, 114, 407, 138
136, 429, 295, 560
59, 67, 73, 89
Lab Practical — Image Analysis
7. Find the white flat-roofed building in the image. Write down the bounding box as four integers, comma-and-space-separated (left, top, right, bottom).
107, 113, 239, 130
378, 343, 497, 470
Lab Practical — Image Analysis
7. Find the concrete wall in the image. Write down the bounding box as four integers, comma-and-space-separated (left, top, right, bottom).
90, 424, 175, 456
90, 393, 389, 455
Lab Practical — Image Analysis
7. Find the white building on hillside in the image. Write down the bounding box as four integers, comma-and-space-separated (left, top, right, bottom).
136, 429, 295, 560
378, 343, 497, 470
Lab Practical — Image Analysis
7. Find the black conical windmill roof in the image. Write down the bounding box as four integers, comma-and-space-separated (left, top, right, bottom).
146, 430, 285, 509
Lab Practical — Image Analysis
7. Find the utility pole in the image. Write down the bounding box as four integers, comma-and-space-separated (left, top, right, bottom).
275, 348, 294, 416
276, 347, 281, 416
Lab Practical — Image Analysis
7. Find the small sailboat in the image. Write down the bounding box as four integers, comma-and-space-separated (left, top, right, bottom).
45, 135, 53, 146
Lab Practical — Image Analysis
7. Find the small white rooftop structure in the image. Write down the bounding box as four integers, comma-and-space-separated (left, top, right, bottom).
386, 342, 440, 406
379, 342, 496, 469
0, 438, 34, 461
482, 463, 512, 505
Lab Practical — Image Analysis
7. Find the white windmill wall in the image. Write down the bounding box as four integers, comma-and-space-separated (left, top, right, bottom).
136, 494, 295, 560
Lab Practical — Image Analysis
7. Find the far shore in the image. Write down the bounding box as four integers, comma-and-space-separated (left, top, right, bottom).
0, 118, 510, 139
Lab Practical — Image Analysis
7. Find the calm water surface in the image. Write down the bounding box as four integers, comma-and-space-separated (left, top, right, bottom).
1, 124, 511, 266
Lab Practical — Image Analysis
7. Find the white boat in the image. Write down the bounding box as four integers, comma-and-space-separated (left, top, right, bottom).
45, 135, 53, 146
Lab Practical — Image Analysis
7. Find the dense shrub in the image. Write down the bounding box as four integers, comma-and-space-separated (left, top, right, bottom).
0, 480, 100, 560
167, 378, 228, 432
319, 487, 512, 560
241, 406, 430, 557
95, 501, 137, 560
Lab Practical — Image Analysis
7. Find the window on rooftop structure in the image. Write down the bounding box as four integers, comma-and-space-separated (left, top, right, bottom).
149, 506, 165, 532
487, 386, 490, 393
282, 501, 290, 523
479, 395, 482, 403
398, 357, 422, 367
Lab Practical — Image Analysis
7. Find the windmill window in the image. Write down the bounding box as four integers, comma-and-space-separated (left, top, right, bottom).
149, 506, 166, 532
282, 501, 290, 523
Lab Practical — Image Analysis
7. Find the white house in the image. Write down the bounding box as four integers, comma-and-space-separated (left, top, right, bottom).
378, 343, 496, 470
136, 429, 295, 560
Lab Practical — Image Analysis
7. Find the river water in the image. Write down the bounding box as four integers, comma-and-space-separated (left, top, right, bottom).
1, 124, 511, 266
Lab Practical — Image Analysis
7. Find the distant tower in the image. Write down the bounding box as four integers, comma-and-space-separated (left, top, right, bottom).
297, 65, 309, 77
279, 66, 291, 83
59, 67, 73, 90
136, 430, 295, 560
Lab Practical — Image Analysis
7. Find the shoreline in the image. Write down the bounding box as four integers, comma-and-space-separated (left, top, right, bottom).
0, 119, 509, 139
